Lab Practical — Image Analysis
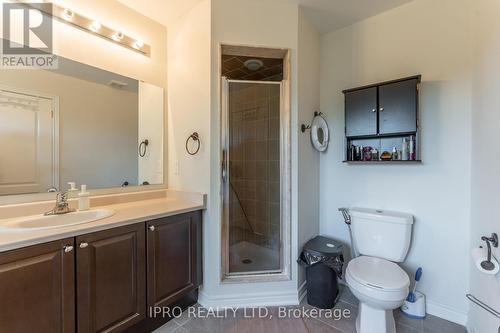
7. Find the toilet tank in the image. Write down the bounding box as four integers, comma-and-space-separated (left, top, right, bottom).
350, 208, 414, 262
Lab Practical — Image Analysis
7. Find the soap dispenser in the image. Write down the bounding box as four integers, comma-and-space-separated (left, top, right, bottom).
78, 185, 90, 211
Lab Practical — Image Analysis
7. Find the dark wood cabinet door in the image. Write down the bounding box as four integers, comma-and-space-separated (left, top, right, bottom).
147, 211, 202, 311
0, 238, 75, 333
76, 223, 146, 333
378, 79, 418, 134
345, 87, 378, 137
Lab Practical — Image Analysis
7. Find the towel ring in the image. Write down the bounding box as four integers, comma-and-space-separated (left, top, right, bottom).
139, 139, 149, 157
186, 132, 201, 155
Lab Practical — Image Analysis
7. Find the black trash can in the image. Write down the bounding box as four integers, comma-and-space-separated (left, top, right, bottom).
298, 236, 344, 309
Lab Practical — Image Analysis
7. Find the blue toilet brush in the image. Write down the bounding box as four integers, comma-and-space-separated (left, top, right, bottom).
407, 267, 422, 302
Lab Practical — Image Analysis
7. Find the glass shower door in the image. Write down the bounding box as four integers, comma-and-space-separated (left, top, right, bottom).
222, 79, 283, 276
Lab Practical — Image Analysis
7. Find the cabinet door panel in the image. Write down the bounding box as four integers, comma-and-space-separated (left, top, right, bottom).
147, 211, 202, 310
77, 224, 146, 333
0, 239, 75, 333
379, 79, 418, 134
345, 87, 378, 137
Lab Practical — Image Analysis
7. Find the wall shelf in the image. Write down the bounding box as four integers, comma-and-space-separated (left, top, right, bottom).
343, 160, 422, 164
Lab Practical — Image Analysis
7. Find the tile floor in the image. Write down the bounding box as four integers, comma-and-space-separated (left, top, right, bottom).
154, 286, 466, 333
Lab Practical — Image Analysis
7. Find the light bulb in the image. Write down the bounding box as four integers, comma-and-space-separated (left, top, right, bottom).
90, 21, 101, 32
62, 8, 74, 21
112, 31, 124, 41
133, 39, 144, 49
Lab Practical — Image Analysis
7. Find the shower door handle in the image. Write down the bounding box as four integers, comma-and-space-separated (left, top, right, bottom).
222, 149, 227, 183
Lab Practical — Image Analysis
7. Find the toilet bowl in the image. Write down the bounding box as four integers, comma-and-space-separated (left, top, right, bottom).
346, 256, 410, 333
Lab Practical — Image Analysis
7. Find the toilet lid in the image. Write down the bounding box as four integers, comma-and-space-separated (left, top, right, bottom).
347, 256, 409, 291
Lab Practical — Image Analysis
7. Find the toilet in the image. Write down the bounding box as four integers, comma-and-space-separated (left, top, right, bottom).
346, 208, 414, 333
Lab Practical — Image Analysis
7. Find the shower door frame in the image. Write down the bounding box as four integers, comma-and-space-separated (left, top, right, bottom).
221, 76, 291, 283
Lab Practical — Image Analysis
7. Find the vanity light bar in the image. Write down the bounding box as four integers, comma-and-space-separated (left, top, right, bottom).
24, 2, 151, 57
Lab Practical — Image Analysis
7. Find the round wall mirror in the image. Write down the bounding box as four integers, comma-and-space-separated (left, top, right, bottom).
310, 114, 329, 152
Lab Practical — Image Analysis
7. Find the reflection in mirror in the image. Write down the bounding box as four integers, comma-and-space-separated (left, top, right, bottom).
317, 127, 324, 145
0, 56, 164, 195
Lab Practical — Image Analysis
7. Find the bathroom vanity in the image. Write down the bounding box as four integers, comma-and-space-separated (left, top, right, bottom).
0, 191, 204, 333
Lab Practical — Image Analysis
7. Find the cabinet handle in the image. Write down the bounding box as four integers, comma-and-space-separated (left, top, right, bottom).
63, 245, 73, 253
379, 107, 384, 112
148, 225, 155, 231
371, 108, 376, 113
79, 242, 88, 248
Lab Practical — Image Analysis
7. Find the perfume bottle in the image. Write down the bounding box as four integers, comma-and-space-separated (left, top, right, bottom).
409, 136, 416, 160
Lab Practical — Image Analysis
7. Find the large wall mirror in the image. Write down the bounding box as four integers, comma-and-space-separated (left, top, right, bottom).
0, 56, 164, 196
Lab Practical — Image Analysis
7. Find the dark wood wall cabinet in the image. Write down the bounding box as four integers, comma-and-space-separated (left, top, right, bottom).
0, 210, 202, 333
343, 75, 422, 163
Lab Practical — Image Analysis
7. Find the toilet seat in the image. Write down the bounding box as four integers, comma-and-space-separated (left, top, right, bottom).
347, 256, 409, 291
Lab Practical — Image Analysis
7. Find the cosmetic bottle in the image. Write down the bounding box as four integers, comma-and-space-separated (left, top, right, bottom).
78, 185, 90, 211
409, 136, 416, 160
402, 139, 408, 161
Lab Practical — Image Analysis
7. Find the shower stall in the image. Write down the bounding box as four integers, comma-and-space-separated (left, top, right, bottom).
221, 76, 287, 278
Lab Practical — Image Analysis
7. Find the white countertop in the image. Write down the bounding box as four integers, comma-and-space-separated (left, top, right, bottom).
0, 191, 205, 252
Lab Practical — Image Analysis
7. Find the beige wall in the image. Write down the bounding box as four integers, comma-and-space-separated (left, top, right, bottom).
0, 70, 139, 190
167, 0, 211, 194
319, 0, 473, 324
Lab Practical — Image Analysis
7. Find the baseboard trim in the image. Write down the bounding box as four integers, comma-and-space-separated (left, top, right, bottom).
338, 279, 468, 326
198, 288, 300, 309
426, 300, 468, 326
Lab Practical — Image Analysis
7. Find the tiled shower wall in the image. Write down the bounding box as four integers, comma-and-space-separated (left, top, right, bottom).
229, 82, 280, 251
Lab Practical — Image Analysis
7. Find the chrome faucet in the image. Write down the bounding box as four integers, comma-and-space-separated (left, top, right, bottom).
44, 190, 75, 216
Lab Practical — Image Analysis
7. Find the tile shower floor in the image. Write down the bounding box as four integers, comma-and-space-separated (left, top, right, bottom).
229, 241, 280, 273
154, 286, 466, 333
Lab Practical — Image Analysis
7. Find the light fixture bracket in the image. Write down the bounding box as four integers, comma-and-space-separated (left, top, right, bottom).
20, 2, 151, 57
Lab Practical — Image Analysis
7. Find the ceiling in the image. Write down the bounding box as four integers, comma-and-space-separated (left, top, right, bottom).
117, 0, 413, 34
288, 0, 414, 33
116, 0, 202, 27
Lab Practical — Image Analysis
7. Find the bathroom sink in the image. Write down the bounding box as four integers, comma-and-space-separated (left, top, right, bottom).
0, 209, 115, 231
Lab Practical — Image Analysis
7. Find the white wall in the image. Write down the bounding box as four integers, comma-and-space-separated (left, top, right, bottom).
468, 0, 500, 331
319, 0, 473, 324
297, 8, 320, 287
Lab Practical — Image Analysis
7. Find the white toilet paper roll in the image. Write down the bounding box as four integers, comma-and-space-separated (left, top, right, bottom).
471, 247, 499, 275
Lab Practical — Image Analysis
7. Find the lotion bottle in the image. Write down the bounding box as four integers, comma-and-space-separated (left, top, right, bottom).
402, 138, 408, 161
78, 185, 90, 211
